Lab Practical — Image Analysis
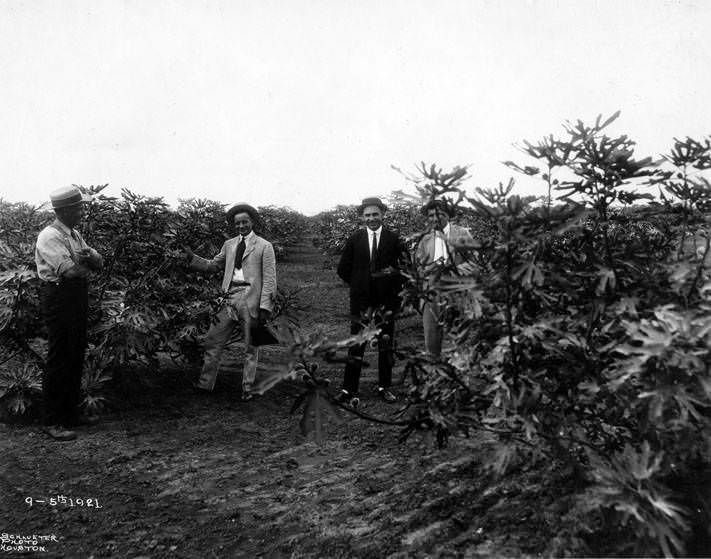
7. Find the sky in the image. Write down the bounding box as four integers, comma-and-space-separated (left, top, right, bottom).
1, 0, 710, 215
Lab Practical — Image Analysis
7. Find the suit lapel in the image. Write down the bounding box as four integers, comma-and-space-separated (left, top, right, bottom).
361, 229, 370, 260
219, 237, 237, 290
419, 231, 435, 260
242, 235, 257, 262
371, 228, 389, 252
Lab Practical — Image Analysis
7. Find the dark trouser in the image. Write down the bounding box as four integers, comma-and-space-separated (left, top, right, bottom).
343, 310, 395, 395
40, 278, 88, 427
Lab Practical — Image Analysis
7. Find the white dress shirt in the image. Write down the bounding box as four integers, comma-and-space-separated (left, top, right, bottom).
35, 219, 98, 282
433, 223, 451, 262
368, 226, 382, 261
231, 231, 254, 283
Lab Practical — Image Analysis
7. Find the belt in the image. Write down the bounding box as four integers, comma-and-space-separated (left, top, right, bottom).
230, 281, 251, 288
42, 278, 86, 287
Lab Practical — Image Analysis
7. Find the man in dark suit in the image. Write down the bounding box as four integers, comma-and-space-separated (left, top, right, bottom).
336, 197, 406, 406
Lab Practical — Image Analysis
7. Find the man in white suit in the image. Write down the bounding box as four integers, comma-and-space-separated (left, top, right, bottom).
415, 199, 475, 356
186, 203, 277, 400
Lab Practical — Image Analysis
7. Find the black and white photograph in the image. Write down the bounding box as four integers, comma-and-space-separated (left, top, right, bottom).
2, 1, 711, 557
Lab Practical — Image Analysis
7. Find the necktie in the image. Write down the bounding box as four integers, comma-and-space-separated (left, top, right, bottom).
370, 231, 378, 272
234, 237, 246, 270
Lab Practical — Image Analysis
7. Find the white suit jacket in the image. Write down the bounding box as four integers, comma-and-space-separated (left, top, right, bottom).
190, 234, 277, 318
415, 224, 475, 267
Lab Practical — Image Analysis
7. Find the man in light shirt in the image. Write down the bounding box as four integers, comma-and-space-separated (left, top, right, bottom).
35, 185, 104, 441
185, 203, 276, 401
416, 199, 475, 356
336, 197, 407, 406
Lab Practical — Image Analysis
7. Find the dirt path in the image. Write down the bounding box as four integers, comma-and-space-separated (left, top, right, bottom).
1, 241, 546, 558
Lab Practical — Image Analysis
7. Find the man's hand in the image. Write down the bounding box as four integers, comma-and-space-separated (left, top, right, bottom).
371, 265, 398, 278
258, 308, 271, 326
76, 248, 103, 270
63, 263, 90, 279
183, 246, 195, 266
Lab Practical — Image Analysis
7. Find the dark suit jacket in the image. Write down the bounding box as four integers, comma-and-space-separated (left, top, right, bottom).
337, 227, 406, 315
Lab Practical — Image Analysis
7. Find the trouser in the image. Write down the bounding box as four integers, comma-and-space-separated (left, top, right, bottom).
422, 298, 444, 356
40, 278, 88, 427
343, 308, 395, 395
197, 287, 258, 392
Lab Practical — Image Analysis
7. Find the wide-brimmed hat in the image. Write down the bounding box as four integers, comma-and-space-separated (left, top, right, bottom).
358, 197, 387, 214
226, 202, 259, 223
50, 185, 92, 209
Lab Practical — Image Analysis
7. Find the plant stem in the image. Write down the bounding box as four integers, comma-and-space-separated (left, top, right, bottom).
687, 235, 710, 301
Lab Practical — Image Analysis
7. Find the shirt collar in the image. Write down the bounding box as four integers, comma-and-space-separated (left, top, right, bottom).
368, 226, 382, 237
442, 223, 451, 237
239, 231, 255, 242
53, 218, 74, 237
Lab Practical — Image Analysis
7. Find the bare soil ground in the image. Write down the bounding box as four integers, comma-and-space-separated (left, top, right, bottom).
1, 242, 566, 558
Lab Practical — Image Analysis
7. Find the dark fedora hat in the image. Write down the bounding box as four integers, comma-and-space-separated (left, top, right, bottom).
358, 197, 387, 214
226, 202, 260, 223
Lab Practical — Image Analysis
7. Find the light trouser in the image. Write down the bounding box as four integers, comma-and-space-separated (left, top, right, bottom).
422, 298, 443, 356
197, 287, 259, 393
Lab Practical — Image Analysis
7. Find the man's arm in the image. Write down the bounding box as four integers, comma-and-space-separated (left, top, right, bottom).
63, 263, 90, 279
414, 231, 432, 267
76, 248, 103, 271
36, 229, 84, 279
336, 235, 354, 285
187, 241, 228, 274
372, 231, 406, 278
397, 234, 409, 267
451, 225, 479, 275
259, 242, 277, 314
450, 225, 477, 250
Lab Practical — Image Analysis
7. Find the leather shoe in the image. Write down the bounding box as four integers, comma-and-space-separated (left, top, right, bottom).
378, 387, 397, 403
335, 390, 350, 404
240, 391, 254, 402
42, 426, 77, 441
192, 382, 212, 394
335, 390, 360, 409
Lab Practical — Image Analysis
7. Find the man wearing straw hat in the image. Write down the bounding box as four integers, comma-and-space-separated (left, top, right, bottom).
185, 203, 277, 401
35, 185, 104, 441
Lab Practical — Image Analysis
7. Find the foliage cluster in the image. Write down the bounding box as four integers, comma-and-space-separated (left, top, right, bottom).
247, 205, 310, 259
393, 114, 711, 556
311, 204, 359, 254
240, 120, 711, 556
